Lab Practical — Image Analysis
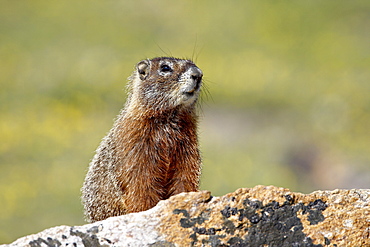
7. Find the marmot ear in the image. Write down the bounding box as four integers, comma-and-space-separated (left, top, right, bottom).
137, 59, 150, 80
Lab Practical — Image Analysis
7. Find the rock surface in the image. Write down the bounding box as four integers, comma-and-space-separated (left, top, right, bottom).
3, 185, 370, 247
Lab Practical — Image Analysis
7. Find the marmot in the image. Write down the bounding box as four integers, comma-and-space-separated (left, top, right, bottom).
82, 57, 203, 222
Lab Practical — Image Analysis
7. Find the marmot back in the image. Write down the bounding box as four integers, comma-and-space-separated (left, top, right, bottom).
82, 57, 203, 222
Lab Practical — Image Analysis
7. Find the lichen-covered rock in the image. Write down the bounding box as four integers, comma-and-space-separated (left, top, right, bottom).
3, 185, 370, 247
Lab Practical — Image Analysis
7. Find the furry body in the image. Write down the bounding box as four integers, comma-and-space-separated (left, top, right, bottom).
82, 57, 202, 222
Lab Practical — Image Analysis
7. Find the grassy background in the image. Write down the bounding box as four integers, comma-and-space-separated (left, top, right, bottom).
1, 0, 369, 243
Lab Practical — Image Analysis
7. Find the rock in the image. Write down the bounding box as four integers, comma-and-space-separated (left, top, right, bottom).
3, 185, 370, 246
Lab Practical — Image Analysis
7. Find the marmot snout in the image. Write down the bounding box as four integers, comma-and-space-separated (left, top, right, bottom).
82, 57, 203, 222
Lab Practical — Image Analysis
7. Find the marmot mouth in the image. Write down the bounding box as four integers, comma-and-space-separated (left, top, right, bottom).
184, 86, 200, 97
184, 91, 195, 97
186, 88, 196, 94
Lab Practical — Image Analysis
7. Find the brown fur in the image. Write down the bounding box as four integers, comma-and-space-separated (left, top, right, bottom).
82, 57, 202, 222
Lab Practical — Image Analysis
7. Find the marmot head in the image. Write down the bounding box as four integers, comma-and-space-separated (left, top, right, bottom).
126, 57, 203, 115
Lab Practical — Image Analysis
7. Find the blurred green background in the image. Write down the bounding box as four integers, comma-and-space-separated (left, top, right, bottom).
1, 0, 369, 243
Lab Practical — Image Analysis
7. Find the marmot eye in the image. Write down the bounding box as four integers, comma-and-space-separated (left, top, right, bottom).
160, 64, 172, 73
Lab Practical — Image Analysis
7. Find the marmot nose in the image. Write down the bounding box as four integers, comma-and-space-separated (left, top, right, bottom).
189, 66, 203, 85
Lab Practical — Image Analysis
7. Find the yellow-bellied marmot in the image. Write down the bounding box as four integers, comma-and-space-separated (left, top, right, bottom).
82, 57, 203, 222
